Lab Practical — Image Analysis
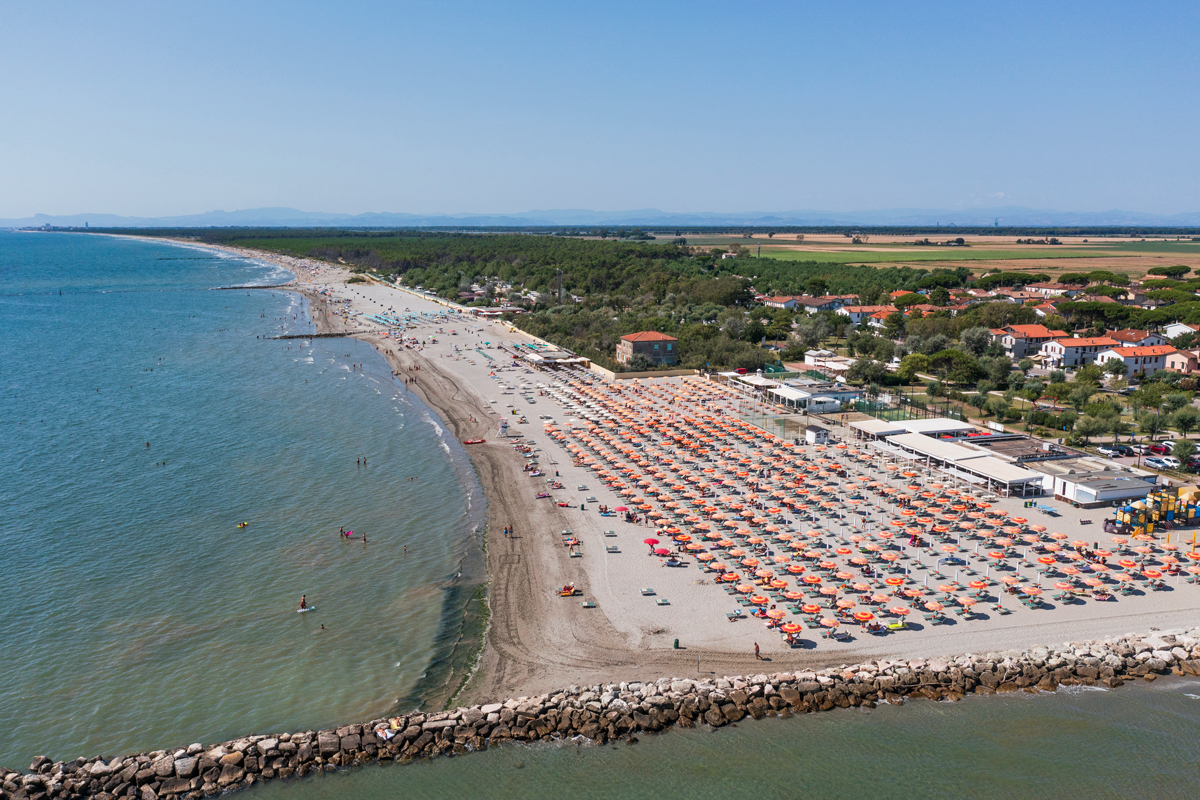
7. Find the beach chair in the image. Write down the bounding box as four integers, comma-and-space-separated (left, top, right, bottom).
603, 530, 616, 537
887, 621, 907, 631
655, 598, 670, 606
580, 601, 596, 608
640, 587, 656, 595
569, 550, 583, 558
605, 545, 618, 553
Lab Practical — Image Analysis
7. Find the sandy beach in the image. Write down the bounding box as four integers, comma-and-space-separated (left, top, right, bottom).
137, 238, 1200, 703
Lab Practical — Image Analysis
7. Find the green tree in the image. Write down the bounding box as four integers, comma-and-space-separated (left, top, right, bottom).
1173, 439, 1197, 462
1136, 410, 1161, 438
984, 396, 1010, 419
1068, 384, 1096, 411
1148, 265, 1191, 279
806, 278, 828, 296
1104, 359, 1128, 380
1163, 392, 1191, 413
1171, 406, 1200, 438
958, 326, 993, 357
930, 287, 951, 306
969, 393, 989, 412
1074, 415, 1107, 444
883, 312, 906, 338
896, 353, 930, 383
1074, 363, 1104, 385
848, 359, 886, 384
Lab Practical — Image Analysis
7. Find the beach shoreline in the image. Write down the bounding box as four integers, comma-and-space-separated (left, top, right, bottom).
5, 231, 1200, 797
89, 233, 1200, 704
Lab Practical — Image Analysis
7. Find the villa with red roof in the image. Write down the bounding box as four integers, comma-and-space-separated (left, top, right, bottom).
1038, 336, 1119, 368
616, 331, 678, 366
997, 324, 1070, 359
1095, 345, 1178, 377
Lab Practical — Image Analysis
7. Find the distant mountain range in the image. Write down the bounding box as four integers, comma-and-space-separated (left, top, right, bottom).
4, 206, 1200, 228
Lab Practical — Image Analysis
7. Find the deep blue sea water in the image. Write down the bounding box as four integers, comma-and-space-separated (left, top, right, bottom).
0, 232, 481, 766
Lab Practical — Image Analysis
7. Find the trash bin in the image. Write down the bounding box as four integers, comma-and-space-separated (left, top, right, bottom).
673, 638, 680, 650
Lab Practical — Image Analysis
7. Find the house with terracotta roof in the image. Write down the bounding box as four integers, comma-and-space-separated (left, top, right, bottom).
1025, 282, 1084, 298
616, 331, 678, 366
1165, 349, 1200, 375
1105, 329, 1168, 347
998, 324, 1070, 359
836, 305, 896, 326
1095, 345, 1178, 377
760, 296, 804, 310
1038, 337, 1119, 368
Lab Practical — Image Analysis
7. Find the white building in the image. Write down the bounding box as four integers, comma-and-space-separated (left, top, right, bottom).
1094, 345, 1178, 377
1038, 336, 1119, 368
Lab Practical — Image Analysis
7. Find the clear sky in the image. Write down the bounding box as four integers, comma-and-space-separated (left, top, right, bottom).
2, 0, 1198, 217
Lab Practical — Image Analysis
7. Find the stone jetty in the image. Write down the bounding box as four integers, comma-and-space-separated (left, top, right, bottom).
6, 628, 1200, 800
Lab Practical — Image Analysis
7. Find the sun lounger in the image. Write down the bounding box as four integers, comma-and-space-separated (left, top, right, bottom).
887, 621, 907, 631
569, 550, 583, 558
603, 530, 616, 537
641, 587, 656, 595
605, 545, 618, 553
655, 598, 670, 606
580, 601, 596, 608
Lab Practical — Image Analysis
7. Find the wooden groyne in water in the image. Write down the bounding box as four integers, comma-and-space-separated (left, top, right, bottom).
269, 333, 358, 340
212, 284, 295, 291
4, 628, 1200, 799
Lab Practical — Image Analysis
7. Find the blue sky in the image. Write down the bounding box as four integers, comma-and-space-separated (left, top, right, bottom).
2, 0, 1197, 217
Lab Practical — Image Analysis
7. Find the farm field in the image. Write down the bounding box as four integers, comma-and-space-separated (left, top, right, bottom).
682, 234, 1200, 278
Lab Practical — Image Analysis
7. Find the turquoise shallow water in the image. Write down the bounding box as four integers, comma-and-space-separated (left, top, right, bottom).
0, 232, 482, 767
247, 681, 1200, 800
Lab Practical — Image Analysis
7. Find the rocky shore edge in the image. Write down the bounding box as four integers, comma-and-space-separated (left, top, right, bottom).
7, 628, 1200, 800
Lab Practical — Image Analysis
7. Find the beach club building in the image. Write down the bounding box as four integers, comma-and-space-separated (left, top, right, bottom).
615, 331, 678, 366
1037, 336, 1119, 369
1094, 345, 1177, 377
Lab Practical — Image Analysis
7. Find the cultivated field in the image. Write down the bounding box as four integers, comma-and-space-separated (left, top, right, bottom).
684, 233, 1200, 279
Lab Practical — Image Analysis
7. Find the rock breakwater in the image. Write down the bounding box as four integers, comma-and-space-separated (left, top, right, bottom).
6, 627, 1200, 800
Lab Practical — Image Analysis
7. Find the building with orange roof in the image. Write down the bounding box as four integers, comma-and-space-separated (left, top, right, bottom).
998, 324, 1070, 359
1038, 336, 1119, 369
1095, 345, 1178, 377
836, 305, 896, 326
616, 331, 678, 366
1105, 328, 1168, 347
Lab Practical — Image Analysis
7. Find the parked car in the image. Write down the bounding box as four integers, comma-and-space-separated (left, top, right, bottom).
1149, 443, 1172, 455
1186, 456, 1200, 472
1098, 444, 1134, 458
1130, 443, 1152, 455
1146, 456, 1181, 470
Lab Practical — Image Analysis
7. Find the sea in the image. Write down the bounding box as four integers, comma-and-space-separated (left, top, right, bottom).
3, 231, 1199, 798
0, 231, 484, 767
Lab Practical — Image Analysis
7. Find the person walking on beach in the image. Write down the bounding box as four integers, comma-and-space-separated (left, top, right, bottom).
754, 642, 761, 660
